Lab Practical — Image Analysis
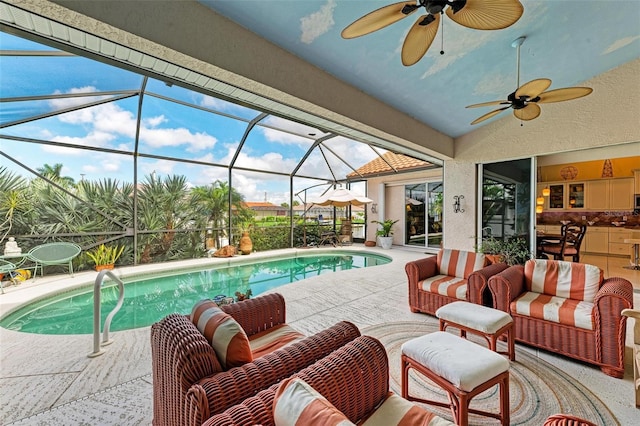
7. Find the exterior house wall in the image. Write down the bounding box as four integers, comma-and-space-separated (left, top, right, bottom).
444, 58, 640, 251
365, 169, 442, 244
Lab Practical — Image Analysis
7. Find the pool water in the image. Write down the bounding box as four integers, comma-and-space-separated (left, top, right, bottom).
0, 252, 390, 335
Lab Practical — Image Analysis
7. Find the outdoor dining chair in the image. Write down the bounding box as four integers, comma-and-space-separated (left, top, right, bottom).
27, 242, 82, 278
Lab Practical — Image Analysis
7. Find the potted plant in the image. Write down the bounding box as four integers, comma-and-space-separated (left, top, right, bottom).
371, 219, 398, 249
478, 236, 531, 266
86, 244, 125, 271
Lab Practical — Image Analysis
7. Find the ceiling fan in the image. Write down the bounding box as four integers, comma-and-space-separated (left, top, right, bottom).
467, 36, 593, 125
341, 0, 524, 66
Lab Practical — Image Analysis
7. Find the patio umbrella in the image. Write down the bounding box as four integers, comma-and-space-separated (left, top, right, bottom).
310, 187, 373, 207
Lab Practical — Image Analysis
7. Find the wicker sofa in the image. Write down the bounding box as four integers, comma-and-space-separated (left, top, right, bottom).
202, 335, 453, 426
406, 248, 509, 315
488, 259, 633, 378
151, 293, 361, 426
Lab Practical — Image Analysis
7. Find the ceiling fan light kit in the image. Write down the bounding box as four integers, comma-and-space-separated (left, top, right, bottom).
467, 35, 593, 125
341, 0, 524, 66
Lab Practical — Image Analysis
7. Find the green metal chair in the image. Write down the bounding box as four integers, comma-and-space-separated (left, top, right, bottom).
27, 242, 81, 278
0, 259, 17, 293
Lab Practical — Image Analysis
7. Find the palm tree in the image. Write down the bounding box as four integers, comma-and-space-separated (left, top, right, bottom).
37, 163, 75, 187
0, 167, 31, 244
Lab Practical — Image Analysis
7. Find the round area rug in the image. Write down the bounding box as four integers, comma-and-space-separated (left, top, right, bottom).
362, 321, 618, 426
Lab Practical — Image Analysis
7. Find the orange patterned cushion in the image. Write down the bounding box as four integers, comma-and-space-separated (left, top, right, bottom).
524, 259, 603, 302
437, 249, 486, 279
511, 291, 594, 330
190, 299, 252, 369
273, 377, 355, 426
361, 392, 452, 425
419, 275, 467, 299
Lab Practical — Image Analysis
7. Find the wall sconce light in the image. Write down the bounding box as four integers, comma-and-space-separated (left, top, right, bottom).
542, 186, 550, 197
453, 195, 464, 213
536, 197, 544, 205
370, 203, 377, 214
536, 205, 544, 214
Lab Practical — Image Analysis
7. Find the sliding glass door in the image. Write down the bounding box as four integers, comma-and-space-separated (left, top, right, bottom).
405, 181, 442, 249
478, 159, 534, 253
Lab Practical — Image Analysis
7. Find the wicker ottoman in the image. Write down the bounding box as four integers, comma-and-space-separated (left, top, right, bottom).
401, 331, 510, 426
436, 300, 515, 360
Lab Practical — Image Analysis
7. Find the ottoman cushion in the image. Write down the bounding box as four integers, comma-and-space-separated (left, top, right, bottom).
436, 301, 512, 334
401, 331, 509, 392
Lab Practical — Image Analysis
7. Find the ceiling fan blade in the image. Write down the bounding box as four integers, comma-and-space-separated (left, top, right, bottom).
513, 103, 541, 121
401, 13, 440, 66
466, 100, 510, 108
470, 106, 510, 125
446, 0, 524, 30
515, 79, 552, 99
538, 87, 593, 103
341, 1, 418, 39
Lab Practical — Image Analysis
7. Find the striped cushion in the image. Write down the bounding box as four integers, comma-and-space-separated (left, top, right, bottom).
524, 259, 603, 302
437, 249, 486, 279
273, 378, 355, 426
419, 275, 467, 300
190, 299, 252, 369
249, 323, 304, 359
511, 291, 594, 330
361, 392, 453, 426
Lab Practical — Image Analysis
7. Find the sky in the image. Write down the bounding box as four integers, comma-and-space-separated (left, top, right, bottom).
0, 32, 373, 205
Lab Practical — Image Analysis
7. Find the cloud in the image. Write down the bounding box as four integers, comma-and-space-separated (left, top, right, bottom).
141, 159, 175, 175
472, 72, 512, 96
603, 36, 640, 55
48, 87, 217, 152
300, 0, 336, 44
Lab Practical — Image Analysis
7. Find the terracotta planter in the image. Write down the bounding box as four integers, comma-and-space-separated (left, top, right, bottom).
239, 232, 253, 255
95, 263, 115, 271
485, 254, 505, 264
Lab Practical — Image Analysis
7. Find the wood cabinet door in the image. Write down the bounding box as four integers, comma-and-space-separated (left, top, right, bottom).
585, 180, 608, 210
609, 178, 634, 210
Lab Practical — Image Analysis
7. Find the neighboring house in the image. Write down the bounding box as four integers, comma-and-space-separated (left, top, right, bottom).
243, 202, 289, 220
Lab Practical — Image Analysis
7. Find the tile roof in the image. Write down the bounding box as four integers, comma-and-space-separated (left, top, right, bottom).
347, 152, 434, 178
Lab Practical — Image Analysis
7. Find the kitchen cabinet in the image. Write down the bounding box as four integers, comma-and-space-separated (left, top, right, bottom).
609, 178, 634, 210
634, 170, 640, 193
582, 227, 608, 254
609, 227, 633, 256
585, 180, 608, 210
567, 182, 585, 209
548, 183, 565, 209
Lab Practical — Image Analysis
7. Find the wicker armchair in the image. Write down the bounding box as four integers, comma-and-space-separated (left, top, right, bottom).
151, 293, 361, 426
488, 259, 633, 378
202, 335, 453, 426
406, 249, 509, 315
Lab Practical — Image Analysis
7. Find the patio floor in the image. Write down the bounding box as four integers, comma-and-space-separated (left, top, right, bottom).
1, 246, 638, 425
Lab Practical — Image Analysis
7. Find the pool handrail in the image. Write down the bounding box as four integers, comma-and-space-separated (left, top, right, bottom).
88, 269, 125, 357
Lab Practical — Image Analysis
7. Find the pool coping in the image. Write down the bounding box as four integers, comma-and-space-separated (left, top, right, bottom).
0, 246, 394, 321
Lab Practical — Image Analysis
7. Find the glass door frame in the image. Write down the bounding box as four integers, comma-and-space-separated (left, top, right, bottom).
476, 158, 536, 257
404, 180, 443, 249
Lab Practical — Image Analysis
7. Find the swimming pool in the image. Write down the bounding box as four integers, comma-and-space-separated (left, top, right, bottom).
0, 252, 390, 335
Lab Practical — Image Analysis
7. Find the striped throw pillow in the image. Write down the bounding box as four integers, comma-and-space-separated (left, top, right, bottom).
438, 249, 487, 279
190, 299, 252, 369
524, 259, 603, 302
361, 392, 452, 426
273, 378, 355, 426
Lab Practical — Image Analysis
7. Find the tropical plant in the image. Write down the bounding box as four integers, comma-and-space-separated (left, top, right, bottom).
86, 244, 125, 267
371, 219, 399, 237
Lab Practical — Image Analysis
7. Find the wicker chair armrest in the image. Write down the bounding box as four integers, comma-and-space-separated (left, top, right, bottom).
467, 262, 509, 305
186, 321, 361, 425
202, 335, 388, 426
488, 265, 525, 312
593, 277, 633, 328
221, 293, 286, 337
405, 256, 438, 284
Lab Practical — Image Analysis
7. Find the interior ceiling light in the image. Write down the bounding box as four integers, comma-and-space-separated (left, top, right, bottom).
542, 186, 550, 197
467, 36, 593, 125
341, 0, 524, 66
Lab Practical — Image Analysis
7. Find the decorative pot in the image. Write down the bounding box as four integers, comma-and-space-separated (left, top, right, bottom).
377, 236, 393, 249
95, 263, 115, 271
364, 240, 377, 247
239, 231, 253, 255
